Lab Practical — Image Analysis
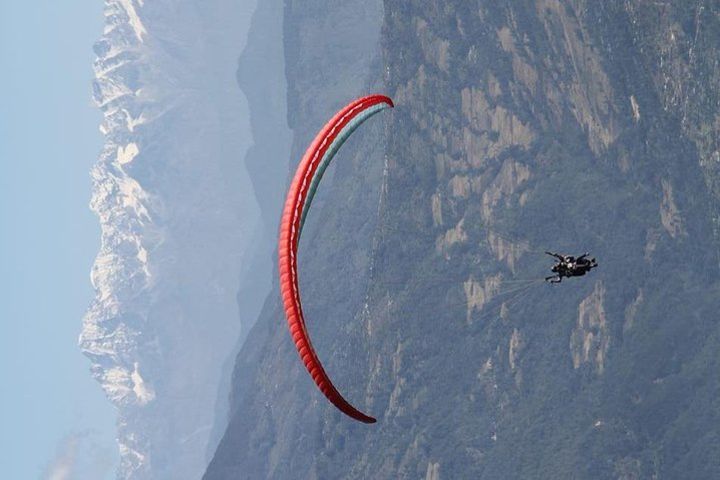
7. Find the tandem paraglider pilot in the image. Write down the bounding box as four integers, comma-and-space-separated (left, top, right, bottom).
544, 251, 598, 283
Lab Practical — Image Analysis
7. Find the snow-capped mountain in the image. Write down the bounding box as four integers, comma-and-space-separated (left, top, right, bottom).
82, 1, 258, 478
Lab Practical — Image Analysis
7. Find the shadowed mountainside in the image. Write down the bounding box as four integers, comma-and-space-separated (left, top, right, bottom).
206, 2, 720, 479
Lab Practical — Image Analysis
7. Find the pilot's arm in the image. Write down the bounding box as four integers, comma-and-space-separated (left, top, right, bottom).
545, 251, 564, 261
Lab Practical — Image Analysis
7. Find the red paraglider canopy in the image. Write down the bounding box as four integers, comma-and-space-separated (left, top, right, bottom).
278, 94, 394, 423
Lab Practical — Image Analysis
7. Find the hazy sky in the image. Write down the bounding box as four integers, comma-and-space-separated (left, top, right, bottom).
0, 2, 118, 478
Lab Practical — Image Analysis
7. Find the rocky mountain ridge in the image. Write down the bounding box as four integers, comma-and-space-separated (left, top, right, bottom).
83, 0, 258, 477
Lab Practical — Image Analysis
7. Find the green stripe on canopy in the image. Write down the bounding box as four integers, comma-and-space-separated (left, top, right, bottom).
298, 102, 390, 235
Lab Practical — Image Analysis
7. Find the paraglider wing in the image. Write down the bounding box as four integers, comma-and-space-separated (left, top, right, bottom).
278, 94, 394, 424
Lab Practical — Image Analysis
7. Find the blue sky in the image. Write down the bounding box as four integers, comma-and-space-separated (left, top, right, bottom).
0, 2, 118, 478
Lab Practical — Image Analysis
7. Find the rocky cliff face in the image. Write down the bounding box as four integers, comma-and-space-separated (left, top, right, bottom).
83, 1, 258, 478
207, 2, 720, 479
